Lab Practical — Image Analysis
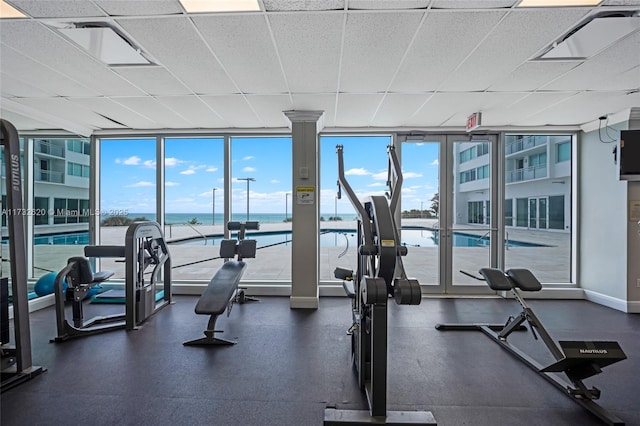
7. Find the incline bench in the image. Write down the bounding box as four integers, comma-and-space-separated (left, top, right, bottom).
183, 221, 259, 346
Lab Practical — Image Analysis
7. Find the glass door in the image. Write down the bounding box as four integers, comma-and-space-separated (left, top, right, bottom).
445, 135, 497, 294
399, 137, 443, 292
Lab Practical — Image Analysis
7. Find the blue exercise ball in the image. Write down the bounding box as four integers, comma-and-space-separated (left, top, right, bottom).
34, 272, 67, 296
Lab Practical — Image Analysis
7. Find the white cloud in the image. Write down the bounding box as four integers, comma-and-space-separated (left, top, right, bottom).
368, 182, 385, 187
180, 169, 196, 175
143, 160, 156, 168
165, 181, 180, 187
127, 181, 154, 188
165, 157, 181, 167
270, 179, 280, 184
243, 156, 255, 160
206, 166, 218, 172
431, 159, 439, 166
403, 172, 423, 179
243, 166, 256, 173
117, 156, 141, 165
345, 168, 369, 176
371, 171, 387, 181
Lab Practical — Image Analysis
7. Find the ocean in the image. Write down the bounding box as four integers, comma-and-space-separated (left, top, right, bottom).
123, 213, 354, 225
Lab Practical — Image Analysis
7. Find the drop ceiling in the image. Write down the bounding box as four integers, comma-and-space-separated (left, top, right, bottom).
0, 0, 639, 136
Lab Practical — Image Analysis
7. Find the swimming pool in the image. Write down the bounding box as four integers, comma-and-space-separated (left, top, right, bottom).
173, 229, 546, 248
33, 232, 90, 245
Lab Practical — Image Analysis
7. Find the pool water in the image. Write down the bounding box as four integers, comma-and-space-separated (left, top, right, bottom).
175, 229, 545, 248
34, 232, 90, 245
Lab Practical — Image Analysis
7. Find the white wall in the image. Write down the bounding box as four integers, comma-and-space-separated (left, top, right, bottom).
579, 122, 628, 301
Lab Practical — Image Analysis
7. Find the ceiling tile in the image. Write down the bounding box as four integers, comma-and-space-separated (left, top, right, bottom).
156, 96, 230, 128
245, 95, 294, 127
110, 96, 194, 128
518, 91, 640, 126
541, 32, 640, 91
0, 109, 56, 131
432, 0, 517, 7
480, 92, 577, 126
371, 94, 432, 126
488, 61, 579, 91
117, 17, 238, 95
340, 12, 424, 93
12, 97, 123, 129
334, 94, 384, 127
67, 97, 160, 129
0, 20, 146, 96
390, 10, 505, 92
268, 13, 343, 93
192, 14, 288, 94
94, 0, 184, 16
439, 8, 591, 91
0, 72, 54, 97
348, 1, 430, 9
0, 47, 101, 97
115, 66, 192, 96
7, 0, 107, 18
264, 0, 344, 11
291, 94, 337, 127
200, 95, 262, 127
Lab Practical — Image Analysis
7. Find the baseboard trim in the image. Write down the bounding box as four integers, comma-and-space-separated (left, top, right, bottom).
290, 295, 319, 309
625, 300, 640, 313
583, 289, 629, 313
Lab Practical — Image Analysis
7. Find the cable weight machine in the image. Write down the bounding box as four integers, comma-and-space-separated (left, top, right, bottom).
324, 145, 434, 425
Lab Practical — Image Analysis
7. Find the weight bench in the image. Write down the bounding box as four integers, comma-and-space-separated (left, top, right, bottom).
183, 221, 259, 346
436, 267, 627, 425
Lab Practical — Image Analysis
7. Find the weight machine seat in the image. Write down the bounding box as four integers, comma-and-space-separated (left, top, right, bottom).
84, 245, 126, 258
194, 261, 247, 315
66, 257, 114, 286
506, 269, 542, 292
479, 268, 513, 291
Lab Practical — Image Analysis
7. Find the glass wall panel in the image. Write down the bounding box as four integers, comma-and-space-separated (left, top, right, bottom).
504, 134, 572, 283
163, 137, 225, 281
99, 138, 156, 279
230, 136, 292, 282
319, 135, 391, 283
31, 138, 90, 284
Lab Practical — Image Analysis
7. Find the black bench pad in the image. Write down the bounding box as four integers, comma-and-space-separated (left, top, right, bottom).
195, 261, 247, 315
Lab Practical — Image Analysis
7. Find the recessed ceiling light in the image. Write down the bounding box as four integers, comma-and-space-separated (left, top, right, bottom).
517, 0, 602, 6
58, 25, 151, 66
0, 0, 27, 18
179, 0, 260, 13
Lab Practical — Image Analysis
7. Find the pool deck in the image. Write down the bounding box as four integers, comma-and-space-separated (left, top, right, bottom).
29, 218, 571, 289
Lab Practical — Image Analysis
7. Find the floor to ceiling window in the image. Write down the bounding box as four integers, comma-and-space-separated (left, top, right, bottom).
319, 135, 391, 283
99, 137, 157, 280
230, 136, 292, 282
503, 134, 573, 283
163, 137, 225, 281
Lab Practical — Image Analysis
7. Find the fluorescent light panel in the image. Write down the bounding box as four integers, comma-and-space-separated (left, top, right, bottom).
59, 27, 151, 65
180, 0, 260, 13
0, 0, 27, 18
540, 16, 640, 59
518, 0, 602, 6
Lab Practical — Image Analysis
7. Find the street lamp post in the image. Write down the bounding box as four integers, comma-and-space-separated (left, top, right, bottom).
421, 201, 424, 218
285, 192, 290, 222
237, 178, 255, 221
212, 188, 218, 225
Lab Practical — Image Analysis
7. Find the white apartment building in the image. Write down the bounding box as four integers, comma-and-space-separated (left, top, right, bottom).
453, 135, 572, 232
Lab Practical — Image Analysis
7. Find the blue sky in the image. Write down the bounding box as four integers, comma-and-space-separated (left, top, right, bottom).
100, 136, 439, 215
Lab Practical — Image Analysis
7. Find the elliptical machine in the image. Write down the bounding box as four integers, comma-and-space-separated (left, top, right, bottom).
324, 145, 434, 425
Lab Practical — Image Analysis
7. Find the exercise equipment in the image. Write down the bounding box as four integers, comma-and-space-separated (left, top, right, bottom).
183, 221, 259, 346
436, 268, 627, 426
51, 221, 172, 342
324, 145, 434, 425
1, 119, 46, 392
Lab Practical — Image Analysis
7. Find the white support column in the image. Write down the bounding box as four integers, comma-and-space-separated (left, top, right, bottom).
284, 110, 324, 309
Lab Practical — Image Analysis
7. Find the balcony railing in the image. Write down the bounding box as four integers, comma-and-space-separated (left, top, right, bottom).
506, 135, 547, 155
37, 170, 64, 184
35, 140, 65, 158
507, 164, 547, 183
